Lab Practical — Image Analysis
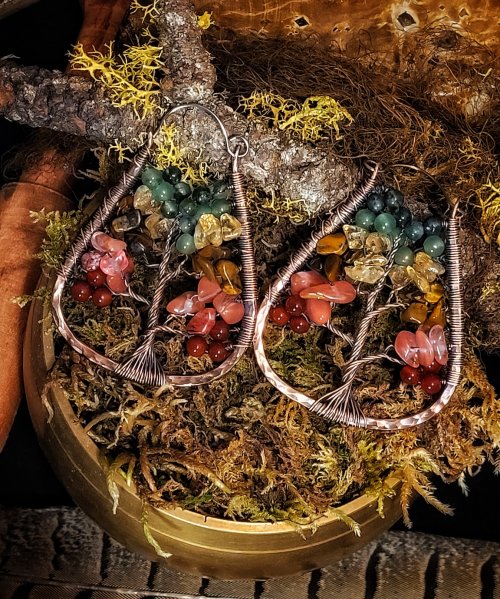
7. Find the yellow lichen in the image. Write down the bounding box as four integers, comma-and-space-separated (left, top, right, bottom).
240, 91, 353, 141
197, 11, 214, 30
477, 180, 500, 246
130, 0, 159, 22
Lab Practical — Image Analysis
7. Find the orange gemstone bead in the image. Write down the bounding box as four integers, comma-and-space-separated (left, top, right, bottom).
316, 232, 348, 255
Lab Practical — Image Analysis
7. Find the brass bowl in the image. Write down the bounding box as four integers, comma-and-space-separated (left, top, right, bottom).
23, 276, 403, 580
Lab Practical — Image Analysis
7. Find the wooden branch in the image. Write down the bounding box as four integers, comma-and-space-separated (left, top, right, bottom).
0, 0, 38, 20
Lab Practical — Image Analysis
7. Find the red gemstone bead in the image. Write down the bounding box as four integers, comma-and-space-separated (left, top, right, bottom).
186, 336, 208, 357
210, 320, 230, 342
289, 315, 310, 334
86, 269, 106, 288
285, 294, 306, 316
71, 281, 92, 302
421, 359, 442, 373
208, 342, 230, 362
92, 287, 113, 308
421, 374, 442, 395
269, 305, 289, 326
400, 366, 421, 385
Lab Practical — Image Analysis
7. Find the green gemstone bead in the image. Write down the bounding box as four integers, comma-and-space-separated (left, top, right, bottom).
194, 205, 213, 221
179, 199, 197, 216
192, 187, 212, 204
385, 188, 404, 211
423, 235, 445, 257
404, 221, 424, 243
174, 181, 192, 199
366, 193, 385, 214
160, 200, 178, 218
355, 208, 376, 230
179, 216, 196, 234
163, 165, 182, 184
394, 245, 415, 266
141, 167, 163, 189
211, 198, 232, 218
212, 180, 231, 200
374, 213, 397, 234
175, 233, 196, 255
152, 181, 174, 204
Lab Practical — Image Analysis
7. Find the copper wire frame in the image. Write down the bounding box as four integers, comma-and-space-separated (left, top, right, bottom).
253, 163, 463, 431
52, 104, 257, 388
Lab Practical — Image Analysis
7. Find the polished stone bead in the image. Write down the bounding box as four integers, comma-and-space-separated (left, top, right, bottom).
179, 215, 196, 234
421, 359, 442, 373
289, 315, 310, 334
413, 251, 445, 282
305, 298, 331, 325
82, 251, 103, 272
299, 280, 357, 303
406, 266, 431, 293
384, 187, 404, 211
345, 255, 387, 285
194, 205, 213, 221
166, 291, 204, 316
100, 250, 129, 276
174, 181, 192, 199
366, 193, 385, 214
163, 165, 182, 184
208, 341, 230, 362
394, 207, 412, 228
416, 328, 435, 367
355, 209, 376, 230
269, 305, 289, 326
404, 221, 424, 243
152, 181, 175, 204
388, 265, 411, 289
290, 271, 327, 294
186, 336, 208, 357
192, 187, 211, 203
216, 259, 242, 295
86, 269, 106, 288
213, 293, 245, 324
133, 185, 157, 215
424, 216, 443, 236
421, 373, 442, 395
91, 232, 126, 253
118, 195, 135, 212
220, 213, 242, 241
179, 199, 197, 216
141, 166, 163, 189
191, 254, 217, 281
285, 294, 306, 315
401, 302, 428, 325
424, 282, 445, 304
194, 214, 223, 249
127, 233, 153, 256
187, 307, 217, 335
428, 324, 448, 365
423, 235, 445, 257
211, 198, 232, 218
145, 214, 174, 239
394, 246, 415, 266
212, 179, 231, 200
324, 255, 342, 282
160, 200, 179, 219
210, 319, 230, 341
400, 365, 421, 385
425, 299, 446, 328
198, 245, 233, 261
197, 276, 221, 303
342, 225, 369, 250
395, 330, 420, 368
92, 287, 113, 308
71, 280, 92, 302
374, 213, 397, 234
176, 233, 196, 255
316, 232, 348, 255
365, 233, 392, 255
106, 273, 127, 294
111, 210, 141, 233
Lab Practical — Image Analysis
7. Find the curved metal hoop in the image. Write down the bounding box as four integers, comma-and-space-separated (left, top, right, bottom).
53, 104, 257, 387
253, 164, 463, 430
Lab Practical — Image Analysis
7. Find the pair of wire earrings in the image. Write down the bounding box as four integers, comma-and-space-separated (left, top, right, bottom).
53, 104, 463, 431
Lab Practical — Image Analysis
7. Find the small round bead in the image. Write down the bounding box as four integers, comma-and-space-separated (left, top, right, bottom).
141, 166, 163, 189
211, 198, 232, 218
424, 216, 443, 236
179, 216, 196, 234
421, 373, 442, 395
400, 365, 421, 385
285, 294, 306, 316
179, 199, 197, 216
212, 180, 230, 200
174, 181, 192, 199
92, 287, 113, 308
423, 235, 445, 257
163, 165, 182, 184
355, 208, 376, 230
394, 207, 412, 228
404, 220, 424, 243
186, 336, 208, 357
210, 320, 230, 341
86, 269, 106, 288
366, 193, 385, 214
71, 281, 93, 302
270, 305, 289, 326
152, 181, 175, 204
208, 342, 230, 362
289, 315, 310, 334
194, 205, 213, 221
421, 359, 442, 373
192, 187, 211, 204
160, 200, 179, 218
374, 213, 397, 234
175, 233, 196, 255
394, 246, 415, 266
384, 188, 404, 211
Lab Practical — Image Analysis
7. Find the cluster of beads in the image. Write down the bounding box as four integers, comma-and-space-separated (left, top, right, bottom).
71, 232, 134, 308
167, 275, 244, 361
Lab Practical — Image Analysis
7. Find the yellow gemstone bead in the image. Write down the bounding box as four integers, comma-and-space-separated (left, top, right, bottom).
198, 244, 233, 261
365, 232, 392, 255
220, 213, 243, 242
316, 232, 348, 255
406, 266, 431, 293
192, 254, 217, 282
425, 299, 446, 328
401, 302, 428, 325
342, 225, 369, 250
324, 254, 342, 282
215, 260, 242, 295
194, 214, 223, 250
413, 252, 445, 283
424, 283, 445, 304
388, 265, 411, 289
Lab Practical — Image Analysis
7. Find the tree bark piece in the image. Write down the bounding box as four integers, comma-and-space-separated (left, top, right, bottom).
0, 0, 38, 20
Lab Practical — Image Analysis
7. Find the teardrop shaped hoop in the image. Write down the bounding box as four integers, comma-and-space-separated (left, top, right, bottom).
253, 162, 463, 431
53, 104, 257, 387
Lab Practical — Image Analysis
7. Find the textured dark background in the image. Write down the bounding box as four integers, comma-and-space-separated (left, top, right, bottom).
0, 0, 498, 542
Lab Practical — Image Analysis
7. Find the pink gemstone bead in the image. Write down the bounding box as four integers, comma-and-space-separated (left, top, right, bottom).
305, 298, 331, 325
428, 325, 448, 365
416, 328, 435, 367
394, 331, 420, 368
290, 271, 327, 295
197, 276, 222, 303
81, 250, 103, 272
106, 273, 127, 294
187, 307, 216, 335
299, 280, 356, 304
213, 292, 245, 324
166, 291, 205, 316
99, 250, 129, 276
91, 231, 127, 253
